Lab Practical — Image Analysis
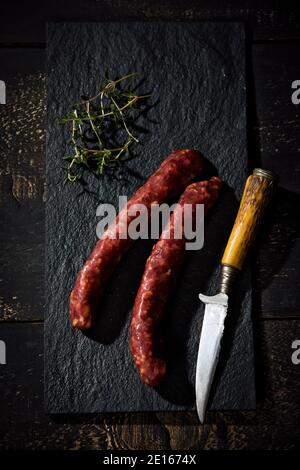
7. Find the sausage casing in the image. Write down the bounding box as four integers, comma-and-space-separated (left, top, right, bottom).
70, 149, 205, 329
130, 177, 222, 386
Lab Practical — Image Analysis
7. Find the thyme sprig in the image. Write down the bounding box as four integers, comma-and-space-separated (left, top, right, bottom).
58, 72, 151, 183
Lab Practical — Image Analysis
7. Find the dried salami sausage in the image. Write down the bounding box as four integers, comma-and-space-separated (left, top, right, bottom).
130, 177, 222, 386
70, 149, 205, 329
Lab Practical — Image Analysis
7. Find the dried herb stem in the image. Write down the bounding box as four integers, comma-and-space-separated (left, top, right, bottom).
58, 72, 151, 183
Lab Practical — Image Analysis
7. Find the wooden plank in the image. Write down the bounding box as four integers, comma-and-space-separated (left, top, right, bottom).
0, 323, 109, 450
0, 49, 45, 321
252, 44, 300, 318
1, 2, 300, 43
0, 320, 299, 449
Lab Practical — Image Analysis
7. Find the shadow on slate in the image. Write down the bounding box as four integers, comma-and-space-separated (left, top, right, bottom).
85, 237, 156, 345
45, 22, 255, 413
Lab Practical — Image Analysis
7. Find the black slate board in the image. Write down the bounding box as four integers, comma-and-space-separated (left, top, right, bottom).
45, 22, 255, 413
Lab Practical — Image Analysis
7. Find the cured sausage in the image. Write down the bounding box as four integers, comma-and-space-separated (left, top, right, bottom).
130, 177, 222, 386
70, 149, 205, 329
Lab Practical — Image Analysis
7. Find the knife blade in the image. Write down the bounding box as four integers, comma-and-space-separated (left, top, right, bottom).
196, 168, 275, 423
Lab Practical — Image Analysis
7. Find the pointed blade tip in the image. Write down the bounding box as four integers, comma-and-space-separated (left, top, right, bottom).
197, 409, 205, 424
196, 395, 206, 423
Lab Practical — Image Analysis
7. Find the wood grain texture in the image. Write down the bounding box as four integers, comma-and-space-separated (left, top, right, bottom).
222, 171, 274, 270
0, 49, 45, 321
0, 320, 299, 449
252, 44, 300, 318
1, 1, 300, 43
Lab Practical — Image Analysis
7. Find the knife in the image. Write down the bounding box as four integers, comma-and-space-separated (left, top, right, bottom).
196, 168, 275, 422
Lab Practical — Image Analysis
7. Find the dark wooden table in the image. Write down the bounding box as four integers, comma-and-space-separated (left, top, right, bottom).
0, 1, 300, 450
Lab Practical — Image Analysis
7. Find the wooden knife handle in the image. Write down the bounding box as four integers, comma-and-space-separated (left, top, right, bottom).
221, 168, 274, 271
